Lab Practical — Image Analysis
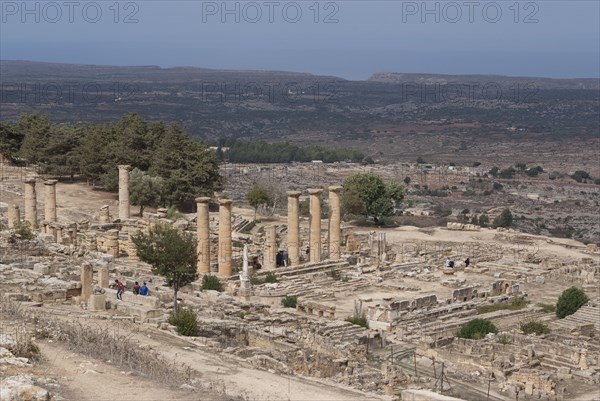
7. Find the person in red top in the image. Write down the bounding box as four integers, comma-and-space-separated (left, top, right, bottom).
133, 281, 141, 295
115, 279, 124, 300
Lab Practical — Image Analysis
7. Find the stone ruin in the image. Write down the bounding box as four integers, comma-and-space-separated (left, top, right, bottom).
1, 164, 599, 401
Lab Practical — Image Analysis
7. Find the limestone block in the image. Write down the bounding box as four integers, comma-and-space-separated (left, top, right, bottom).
89, 293, 107, 311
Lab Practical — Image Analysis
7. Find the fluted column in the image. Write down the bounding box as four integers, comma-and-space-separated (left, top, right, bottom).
308, 188, 322, 263
218, 199, 233, 278
118, 165, 131, 220
196, 197, 211, 274
287, 191, 301, 267
265, 225, 277, 270
44, 180, 58, 222
24, 177, 37, 229
328, 185, 342, 259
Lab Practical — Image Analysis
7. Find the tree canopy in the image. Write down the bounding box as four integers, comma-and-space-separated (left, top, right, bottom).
9, 112, 222, 205
492, 208, 513, 228
556, 287, 589, 319
132, 224, 198, 310
341, 172, 404, 223
246, 184, 272, 220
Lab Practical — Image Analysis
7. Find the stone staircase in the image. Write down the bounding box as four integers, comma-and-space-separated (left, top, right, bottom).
551, 304, 600, 333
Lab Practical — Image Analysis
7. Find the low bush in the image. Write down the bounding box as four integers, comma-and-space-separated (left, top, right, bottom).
281, 295, 297, 308
478, 298, 527, 314
201, 275, 223, 292
264, 271, 277, 283
168, 308, 198, 336
456, 318, 498, 340
538, 303, 556, 313
345, 315, 369, 328
12, 223, 36, 241
520, 320, 550, 335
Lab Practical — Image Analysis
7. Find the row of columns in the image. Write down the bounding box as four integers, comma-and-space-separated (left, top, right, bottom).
195, 186, 342, 278
14, 178, 58, 229
287, 186, 342, 266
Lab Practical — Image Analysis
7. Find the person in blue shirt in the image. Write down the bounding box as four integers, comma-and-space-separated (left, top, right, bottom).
139, 282, 149, 296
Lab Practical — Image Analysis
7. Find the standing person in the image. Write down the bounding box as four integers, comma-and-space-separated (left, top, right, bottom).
115, 279, 124, 300
465, 257, 470, 267
133, 281, 141, 295
139, 282, 149, 296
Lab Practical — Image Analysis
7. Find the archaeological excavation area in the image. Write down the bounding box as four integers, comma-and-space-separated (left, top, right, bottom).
1, 164, 599, 401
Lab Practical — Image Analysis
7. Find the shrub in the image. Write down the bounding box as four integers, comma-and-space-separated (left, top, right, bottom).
456, 318, 498, 340
201, 275, 223, 292
345, 315, 369, 328
166, 206, 185, 220
556, 287, 589, 319
539, 303, 556, 313
281, 295, 297, 308
168, 308, 198, 336
264, 271, 277, 283
13, 223, 36, 241
493, 208, 513, 228
520, 320, 550, 335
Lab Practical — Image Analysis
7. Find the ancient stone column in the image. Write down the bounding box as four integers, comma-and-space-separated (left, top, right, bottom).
80, 263, 93, 303
196, 197, 211, 274
105, 230, 120, 258
98, 266, 110, 288
99, 205, 111, 224
218, 199, 233, 278
7, 205, 20, 228
328, 186, 342, 259
118, 165, 131, 220
265, 225, 277, 270
24, 177, 37, 229
44, 179, 58, 222
287, 191, 301, 267
308, 188, 323, 263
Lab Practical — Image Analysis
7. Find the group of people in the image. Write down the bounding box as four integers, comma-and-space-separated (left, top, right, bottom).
115, 279, 149, 300
444, 257, 471, 269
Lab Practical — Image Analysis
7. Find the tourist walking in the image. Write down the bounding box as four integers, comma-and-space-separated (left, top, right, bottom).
115, 279, 124, 300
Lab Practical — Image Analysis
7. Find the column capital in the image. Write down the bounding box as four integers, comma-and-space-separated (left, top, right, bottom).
328, 185, 343, 193
218, 198, 233, 206
287, 190, 301, 198
24, 177, 36, 184
307, 188, 323, 196
44, 179, 58, 186
195, 197, 211, 203
117, 164, 131, 171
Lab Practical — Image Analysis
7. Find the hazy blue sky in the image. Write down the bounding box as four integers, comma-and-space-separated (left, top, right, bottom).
1, 0, 599, 79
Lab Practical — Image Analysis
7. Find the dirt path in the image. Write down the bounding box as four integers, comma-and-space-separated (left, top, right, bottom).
37, 341, 202, 401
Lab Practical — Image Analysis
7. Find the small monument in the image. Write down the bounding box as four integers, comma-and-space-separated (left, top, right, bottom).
239, 244, 251, 299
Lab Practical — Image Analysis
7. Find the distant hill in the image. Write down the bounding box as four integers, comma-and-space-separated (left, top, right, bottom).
1, 60, 598, 163
369, 72, 599, 90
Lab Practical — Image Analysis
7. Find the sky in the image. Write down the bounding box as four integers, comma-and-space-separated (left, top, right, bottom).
1, 0, 599, 80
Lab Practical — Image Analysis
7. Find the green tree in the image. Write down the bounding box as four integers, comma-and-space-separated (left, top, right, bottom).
129, 168, 165, 217
132, 224, 198, 310
493, 208, 513, 228
488, 167, 499, 177
571, 170, 591, 183
0, 121, 25, 162
17, 113, 81, 176
341, 172, 404, 224
456, 318, 498, 340
478, 214, 489, 227
246, 184, 271, 220
556, 287, 589, 319
150, 123, 222, 205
